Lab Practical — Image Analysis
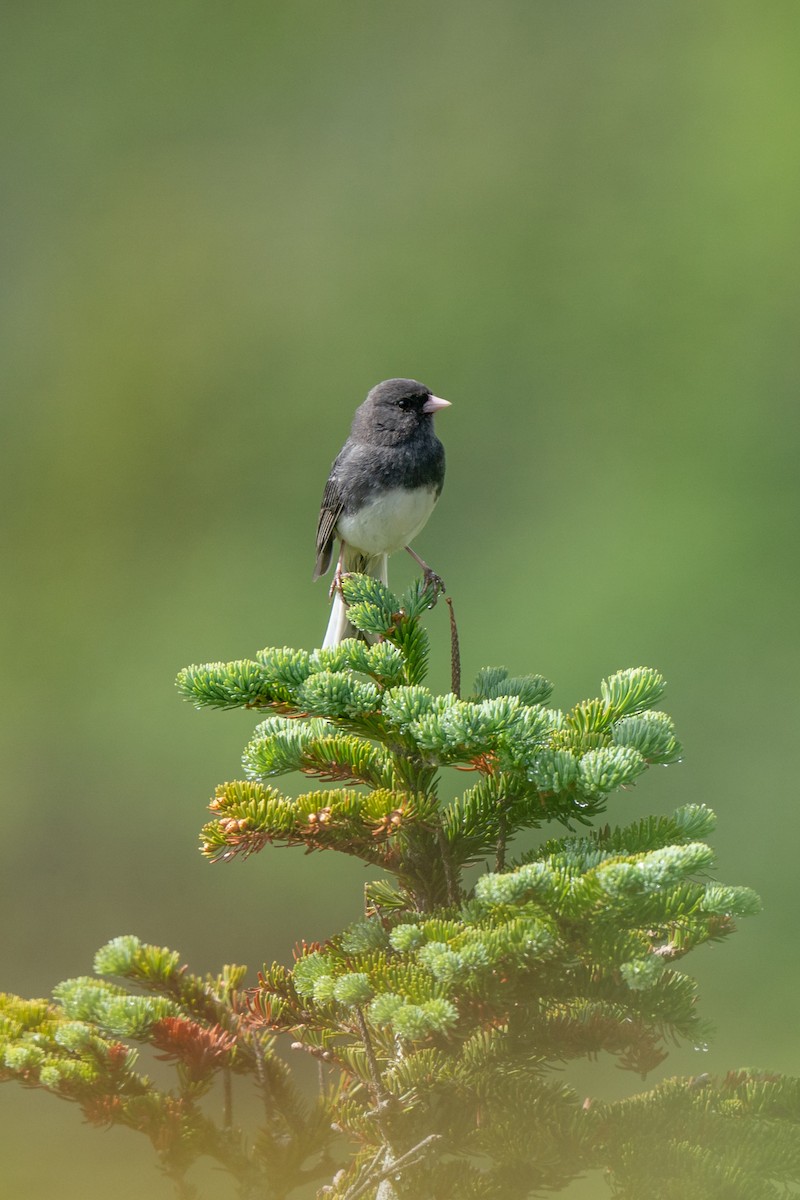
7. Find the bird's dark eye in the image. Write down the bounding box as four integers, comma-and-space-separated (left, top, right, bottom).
397, 398, 412, 411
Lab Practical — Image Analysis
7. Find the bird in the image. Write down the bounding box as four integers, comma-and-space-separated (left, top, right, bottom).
313, 378, 451, 647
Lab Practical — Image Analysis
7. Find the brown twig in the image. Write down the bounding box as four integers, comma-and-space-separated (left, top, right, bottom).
446, 596, 461, 698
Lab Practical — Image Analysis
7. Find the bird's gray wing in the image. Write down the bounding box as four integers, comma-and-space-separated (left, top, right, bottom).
313, 471, 343, 580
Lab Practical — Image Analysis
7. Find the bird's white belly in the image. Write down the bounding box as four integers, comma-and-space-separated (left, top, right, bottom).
337, 487, 438, 556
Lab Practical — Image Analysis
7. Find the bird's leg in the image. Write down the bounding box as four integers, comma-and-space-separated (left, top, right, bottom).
329, 543, 348, 599
405, 545, 446, 597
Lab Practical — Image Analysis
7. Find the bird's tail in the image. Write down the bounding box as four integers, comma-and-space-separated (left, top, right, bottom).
322, 548, 388, 648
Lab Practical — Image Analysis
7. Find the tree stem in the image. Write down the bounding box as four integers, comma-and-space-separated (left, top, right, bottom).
437, 826, 460, 907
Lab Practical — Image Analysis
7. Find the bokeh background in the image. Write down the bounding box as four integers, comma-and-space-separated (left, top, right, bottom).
2, 2, 799, 1196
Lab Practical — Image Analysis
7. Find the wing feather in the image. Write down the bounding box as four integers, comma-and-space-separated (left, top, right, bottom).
313, 473, 343, 580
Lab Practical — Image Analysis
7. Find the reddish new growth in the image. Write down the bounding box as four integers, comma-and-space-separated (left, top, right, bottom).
151, 1017, 236, 1081
292, 940, 324, 960
83, 1093, 125, 1127
147, 1096, 191, 1153
106, 1041, 132, 1070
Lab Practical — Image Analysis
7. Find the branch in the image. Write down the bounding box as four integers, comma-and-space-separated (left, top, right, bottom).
341, 1135, 443, 1200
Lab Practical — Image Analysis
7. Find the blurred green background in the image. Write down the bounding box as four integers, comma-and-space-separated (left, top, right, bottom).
2, 2, 799, 1196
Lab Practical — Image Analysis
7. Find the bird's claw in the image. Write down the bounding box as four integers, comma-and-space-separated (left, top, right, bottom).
329, 567, 347, 599
422, 568, 446, 600
404, 545, 445, 601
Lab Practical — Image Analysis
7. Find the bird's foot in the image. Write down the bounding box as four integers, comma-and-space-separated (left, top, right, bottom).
405, 545, 445, 601
421, 566, 446, 601
329, 564, 348, 599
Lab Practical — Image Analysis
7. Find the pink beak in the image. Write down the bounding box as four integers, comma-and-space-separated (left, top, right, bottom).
423, 394, 452, 414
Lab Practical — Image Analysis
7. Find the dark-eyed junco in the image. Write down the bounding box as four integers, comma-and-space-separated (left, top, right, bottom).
313, 378, 451, 647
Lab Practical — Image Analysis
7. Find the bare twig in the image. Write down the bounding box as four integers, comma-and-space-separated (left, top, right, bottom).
446, 596, 461, 698
342, 1135, 443, 1200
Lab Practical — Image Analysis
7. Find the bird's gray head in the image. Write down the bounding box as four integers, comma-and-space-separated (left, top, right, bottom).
353, 378, 451, 444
